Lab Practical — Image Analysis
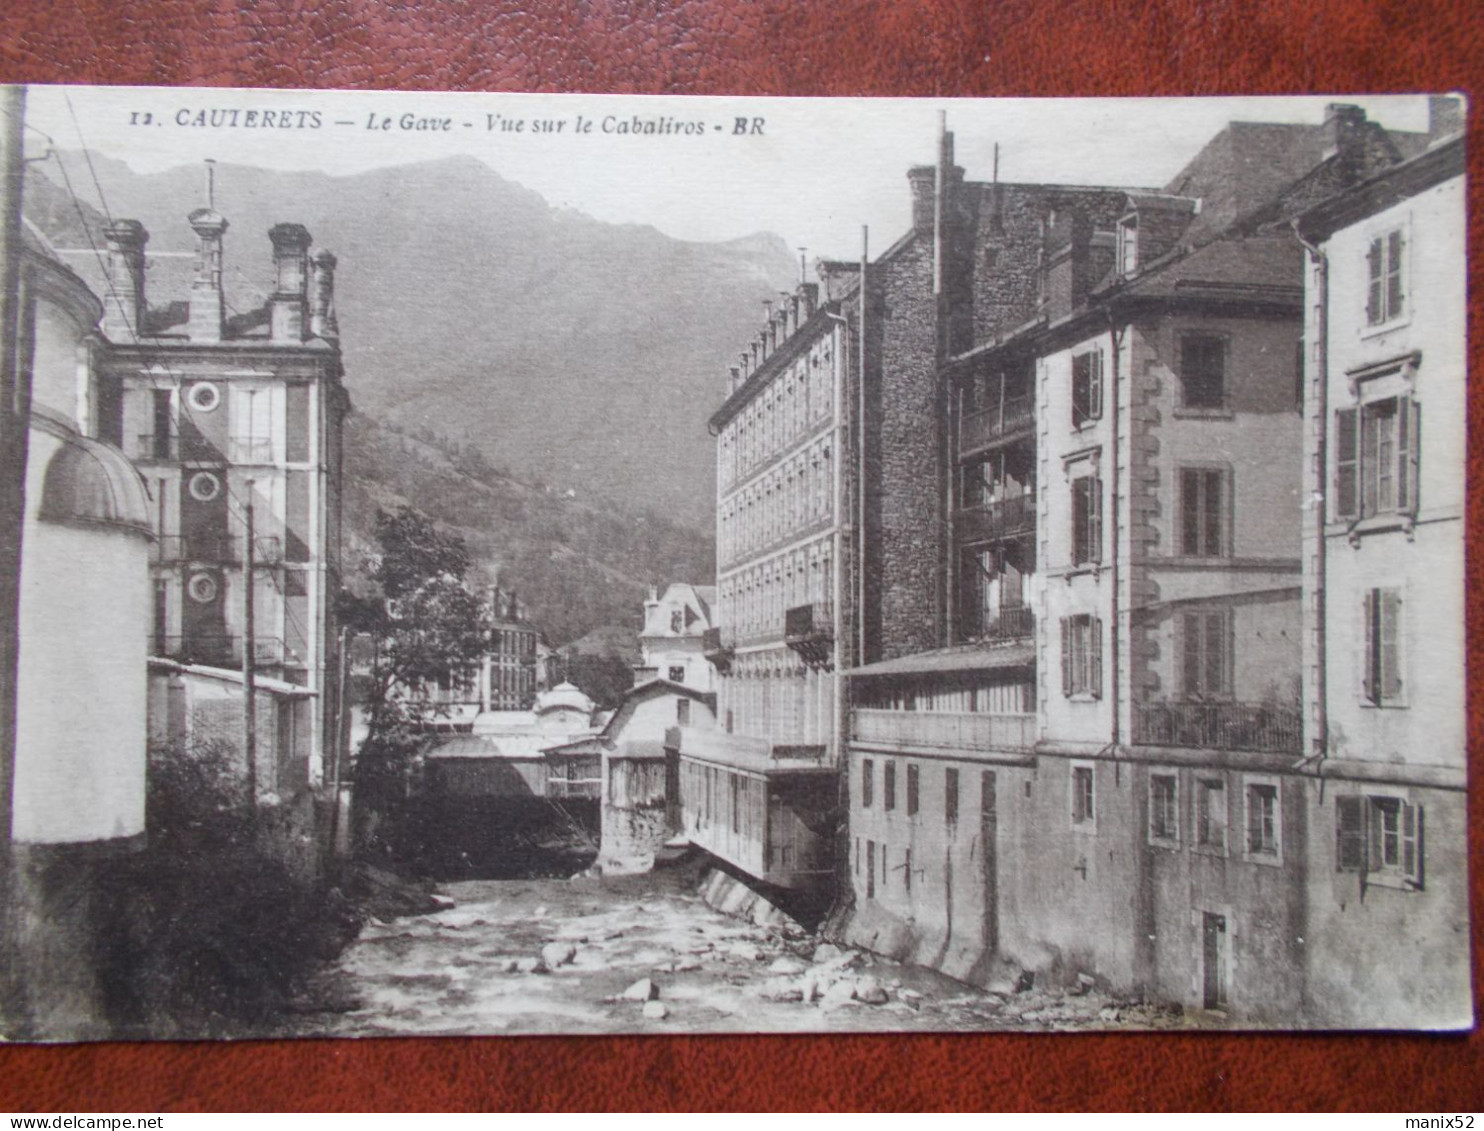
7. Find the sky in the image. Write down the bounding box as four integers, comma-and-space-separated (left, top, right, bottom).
23, 86, 1439, 264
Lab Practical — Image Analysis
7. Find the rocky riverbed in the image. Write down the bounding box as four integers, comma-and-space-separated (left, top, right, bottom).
279, 866, 1191, 1035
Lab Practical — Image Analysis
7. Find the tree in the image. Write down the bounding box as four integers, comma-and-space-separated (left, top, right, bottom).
347, 506, 493, 855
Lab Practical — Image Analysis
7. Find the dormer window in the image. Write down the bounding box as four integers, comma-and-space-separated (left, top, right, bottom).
1118, 215, 1139, 275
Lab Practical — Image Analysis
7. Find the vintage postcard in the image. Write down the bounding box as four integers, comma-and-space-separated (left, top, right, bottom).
0, 86, 1468, 1039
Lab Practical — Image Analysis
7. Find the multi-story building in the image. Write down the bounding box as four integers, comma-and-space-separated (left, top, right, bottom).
82, 189, 348, 800
678, 278, 851, 894
1293, 114, 1468, 1028
634, 582, 717, 692
485, 585, 541, 711
835, 105, 1445, 1021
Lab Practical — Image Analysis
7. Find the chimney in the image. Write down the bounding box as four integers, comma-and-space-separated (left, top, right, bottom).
728, 365, 741, 393
1429, 94, 1464, 142
1322, 103, 1368, 164
310, 249, 339, 339
908, 165, 936, 236
739, 352, 750, 381
797, 281, 818, 317
101, 219, 147, 340
267, 223, 311, 342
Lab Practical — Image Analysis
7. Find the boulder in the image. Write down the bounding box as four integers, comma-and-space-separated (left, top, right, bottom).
515, 957, 547, 975
768, 956, 807, 976
622, 977, 659, 1002
818, 979, 858, 1012
642, 1000, 668, 1020
811, 943, 843, 964
854, 976, 889, 1006
541, 942, 578, 969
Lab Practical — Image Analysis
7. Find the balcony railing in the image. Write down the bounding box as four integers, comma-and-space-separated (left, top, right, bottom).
151, 534, 282, 565
852, 708, 1035, 754
1132, 700, 1303, 754
961, 396, 1034, 452
956, 491, 1036, 543
134, 433, 179, 461
228, 437, 276, 464
150, 634, 287, 667
701, 626, 734, 673
785, 601, 834, 668
959, 603, 1035, 642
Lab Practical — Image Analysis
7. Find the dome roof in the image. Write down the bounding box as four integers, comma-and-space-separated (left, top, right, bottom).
535, 680, 594, 715
39, 432, 152, 536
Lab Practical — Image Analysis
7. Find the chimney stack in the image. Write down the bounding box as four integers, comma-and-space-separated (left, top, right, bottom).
907, 165, 936, 236
101, 219, 148, 340
268, 223, 312, 342
310, 249, 339, 339
1322, 103, 1368, 165
798, 281, 818, 317
1429, 94, 1464, 142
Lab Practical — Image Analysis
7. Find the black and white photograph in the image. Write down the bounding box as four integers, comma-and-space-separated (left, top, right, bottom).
0, 86, 1469, 1040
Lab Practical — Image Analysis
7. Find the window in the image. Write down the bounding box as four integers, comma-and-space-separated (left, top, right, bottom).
1061, 614, 1103, 698
1181, 609, 1231, 700
730, 773, 740, 835
1071, 349, 1104, 427
884, 761, 897, 812
1118, 215, 1138, 275
866, 839, 875, 898
945, 768, 959, 824
1149, 774, 1179, 845
1334, 395, 1420, 522
1361, 588, 1404, 706
668, 665, 686, 683
861, 758, 874, 808
1179, 334, 1227, 411
675, 698, 690, 726
1180, 467, 1227, 557
1365, 228, 1405, 327
903, 847, 912, 893
1071, 474, 1103, 565
906, 764, 920, 816
1195, 777, 1228, 852
1336, 795, 1423, 887
1244, 780, 1280, 860
230, 387, 273, 463
1072, 764, 1095, 827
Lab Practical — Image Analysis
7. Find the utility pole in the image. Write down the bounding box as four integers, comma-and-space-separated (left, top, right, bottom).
0, 84, 30, 1034
327, 624, 349, 860
242, 481, 258, 821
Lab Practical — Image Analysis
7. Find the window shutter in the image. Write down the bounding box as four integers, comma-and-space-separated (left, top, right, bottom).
1180, 468, 1200, 555
1090, 617, 1104, 699
1380, 590, 1402, 701
1386, 229, 1405, 320
1205, 611, 1229, 697
1090, 351, 1104, 421
1334, 407, 1359, 520
1399, 398, 1420, 514
1205, 471, 1225, 557
1091, 477, 1104, 563
1335, 796, 1365, 871
1182, 612, 1202, 698
1366, 237, 1383, 324
1362, 589, 1380, 705
1402, 804, 1422, 887
1061, 617, 1073, 697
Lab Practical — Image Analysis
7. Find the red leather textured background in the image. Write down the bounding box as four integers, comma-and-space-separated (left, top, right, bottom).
0, 0, 1480, 1112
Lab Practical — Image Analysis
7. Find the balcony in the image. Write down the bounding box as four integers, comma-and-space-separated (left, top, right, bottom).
959, 604, 1035, 643
956, 491, 1036, 544
153, 534, 238, 564
134, 433, 179, 462
961, 396, 1033, 454
150, 634, 287, 667
228, 437, 275, 464
1133, 700, 1303, 755
784, 601, 834, 668
851, 708, 1035, 754
701, 626, 734, 674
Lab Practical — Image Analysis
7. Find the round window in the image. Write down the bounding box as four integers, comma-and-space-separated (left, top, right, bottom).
187, 382, 221, 412
188, 471, 221, 502
187, 572, 218, 604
